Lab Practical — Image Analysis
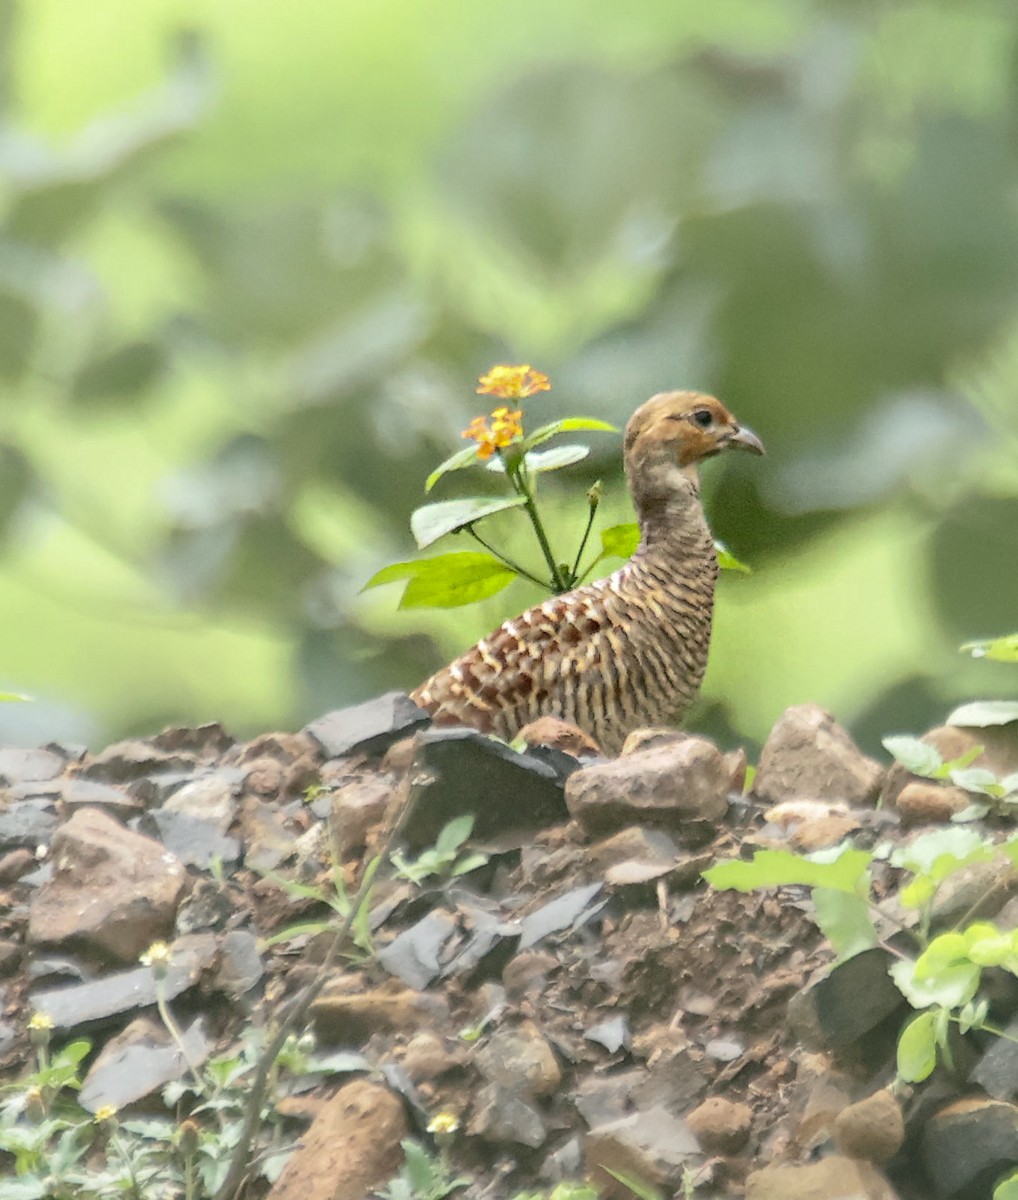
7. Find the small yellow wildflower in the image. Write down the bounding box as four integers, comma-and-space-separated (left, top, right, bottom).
476, 364, 551, 400
461, 406, 525, 460
94, 1105, 119, 1124
141, 941, 173, 979
427, 1111, 460, 1135
28, 1012, 53, 1031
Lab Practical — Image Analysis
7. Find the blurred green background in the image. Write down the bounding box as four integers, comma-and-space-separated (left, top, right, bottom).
0, 0, 1016, 753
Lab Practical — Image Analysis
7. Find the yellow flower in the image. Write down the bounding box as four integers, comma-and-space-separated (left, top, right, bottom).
28, 1012, 53, 1031
476, 364, 551, 400
141, 941, 173, 979
461, 406, 523, 460
427, 1111, 460, 1136
94, 1105, 119, 1124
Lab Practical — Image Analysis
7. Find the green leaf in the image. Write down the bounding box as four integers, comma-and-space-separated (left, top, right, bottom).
602, 1168, 662, 1200
994, 1172, 1018, 1200
891, 956, 980, 1010
961, 634, 1018, 664
882, 735, 943, 777
521, 416, 618, 452
812, 888, 879, 960
425, 444, 481, 492
0, 692, 31, 702
950, 767, 1005, 798
410, 496, 526, 548
715, 539, 751, 573
486, 444, 590, 474
890, 827, 993, 885
600, 522, 640, 559
400, 552, 516, 609
435, 814, 474, 856
947, 700, 1018, 728
703, 846, 872, 896
896, 1010, 939, 1082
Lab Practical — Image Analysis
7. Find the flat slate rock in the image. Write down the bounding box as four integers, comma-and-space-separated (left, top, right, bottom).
0, 798, 59, 852
304, 692, 430, 759
403, 727, 569, 847
0, 747, 66, 785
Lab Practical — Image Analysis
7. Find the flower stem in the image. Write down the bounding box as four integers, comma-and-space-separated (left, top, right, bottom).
465, 526, 548, 589
507, 460, 567, 592
568, 499, 599, 589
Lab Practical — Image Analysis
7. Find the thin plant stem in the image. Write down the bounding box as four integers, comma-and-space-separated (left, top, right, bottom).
465, 526, 548, 590
568, 499, 598, 589
506, 460, 567, 592
154, 983, 206, 1097
213, 785, 420, 1200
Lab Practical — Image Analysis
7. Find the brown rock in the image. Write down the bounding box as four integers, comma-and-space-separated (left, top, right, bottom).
0, 847, 36, 883
686, 1095, 753, 1154
565, 736, 729, 837
745, 1154, 900, 1200
502, 950, 558, 997
519, 715, 601, 758
310, 986, 446, 1043
267, 1080, 406, 1200
894, 780, 972, 825
243, 756, 285, 797
27, 808, 188, 962
834, 1088, 904, 1163
587, 1105, 703, 1193
473, 1020, 561, 1097
620, 727, 688, 755
884, 722, 1018, 806
401, 1031, 466, 1083
587, 826, 679, 870
754, 705, 884, 807
790, 813, 862, 853
331, 775, 392, 857
0, 938, 22, 976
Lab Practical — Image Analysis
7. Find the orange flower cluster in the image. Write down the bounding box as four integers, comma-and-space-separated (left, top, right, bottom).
476, 363, 551, 400
462, 406, 524, 460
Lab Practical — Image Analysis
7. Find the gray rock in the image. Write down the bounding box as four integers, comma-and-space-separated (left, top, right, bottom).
474, 1021, 561, 1097
586, 1105, 702, 1190
377, 909, 458, 989
971, 1014, 1018, 1100
789, 948, 906, 1049
0, 747, 65, 784
470, 1081, 547, 1148
79, 1014, 210, 1111
161, 768, 243, 833
214, 930, 264, 997
304, 692, 430, 759
143, 808, 240, 870
0, 798, 59, 852
403, 727, 569, 848
60, 779, 142, 821
82, 740, 195, 783
922, 1097, 1018, 1198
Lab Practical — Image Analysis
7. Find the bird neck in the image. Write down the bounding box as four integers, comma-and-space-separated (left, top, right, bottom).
629, 461, 715, 560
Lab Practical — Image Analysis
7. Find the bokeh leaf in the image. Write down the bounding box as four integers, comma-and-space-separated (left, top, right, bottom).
410, 496, 526, 549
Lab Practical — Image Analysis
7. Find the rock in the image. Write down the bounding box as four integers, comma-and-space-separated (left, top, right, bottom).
267, 1080, 406, 1200
27, 808, 188, 962
929, 855, 1017, 929
474, 1021, 561, 1097
502, 950, 558, 997
161, 768, 242, 833
0, 798, 59, 852
0, 847, 36, 883
0, 747, 65, 784
152, 722, 235, 756
745, 1155, 899, 1200
30, 934, 218, 1030
143, 809, 240, 870
586, 1105, 703, 1192
971, 1014, 1018, 1100
884, 723, 1018, 807
310, 986, 447, 1043
332, 775, 392, 857
0, 939, 22, 976
519, 882, 604, 949
754, 705, 884, 807
174, 878, 236, 935
239, 795, 298, 872
789, 813, 863, 853
518, 716, 602, 759
895, 781, 973, 826
921, 1096, 1018, 1199
788, 948, 906, 1050
59, 779, 142, 821
377, 909, 459, 989
587, 827, 680, 870
79, 1014, 210, 1112
470, 1081, 548, 1147
213, 930, 264, 997
687, 1096, 753, 1154
401, 728, 568, 847
792, 1063, 856, 1151
401, 1031, 465, 1083
304, 693, 430, 760
833, 1088, 904, 1164
82, 739, 195, 783
565, 735, 730, 837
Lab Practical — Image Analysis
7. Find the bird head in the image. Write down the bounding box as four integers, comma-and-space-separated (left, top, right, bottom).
623, 391, 764, 515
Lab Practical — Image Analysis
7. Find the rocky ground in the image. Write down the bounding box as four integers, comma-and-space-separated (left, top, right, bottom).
1, 697, 1018, 1200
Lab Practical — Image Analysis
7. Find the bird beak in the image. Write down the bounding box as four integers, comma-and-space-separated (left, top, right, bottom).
727, 425, 765, 455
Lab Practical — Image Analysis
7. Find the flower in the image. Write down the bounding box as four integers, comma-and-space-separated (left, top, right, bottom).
28, 1012, 53, 1032
141, 941, 173, 979
427, 1111, 460, 1135
476, 364, 551, 400
461, 406, 523, 460
94, 1105, 119, 1124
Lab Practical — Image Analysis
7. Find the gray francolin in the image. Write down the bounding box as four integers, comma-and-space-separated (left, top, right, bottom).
411, 391, 764, 754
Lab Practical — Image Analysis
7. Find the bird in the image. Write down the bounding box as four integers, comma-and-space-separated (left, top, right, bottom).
410, 391, 764, 755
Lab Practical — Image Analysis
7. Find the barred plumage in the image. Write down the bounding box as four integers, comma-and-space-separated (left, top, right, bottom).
411, 391, 764, 754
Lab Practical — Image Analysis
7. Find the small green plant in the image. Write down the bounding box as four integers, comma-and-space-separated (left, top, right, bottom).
255, 854, 381, 957
375, 1137, 470, 1200
509, 1185, 599, 1200
364, 364, 749, 613
390, 815, 489, 885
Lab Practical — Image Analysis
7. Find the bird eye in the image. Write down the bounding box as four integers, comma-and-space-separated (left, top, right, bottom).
691, 408, 714, 429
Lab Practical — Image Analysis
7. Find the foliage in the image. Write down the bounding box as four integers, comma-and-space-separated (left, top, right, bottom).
883, 733, 1018, 820
375, 1139, 470, 1200
255, 855, 381, 955
705, 824, 1018, 1091
390, 815, 489, 885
